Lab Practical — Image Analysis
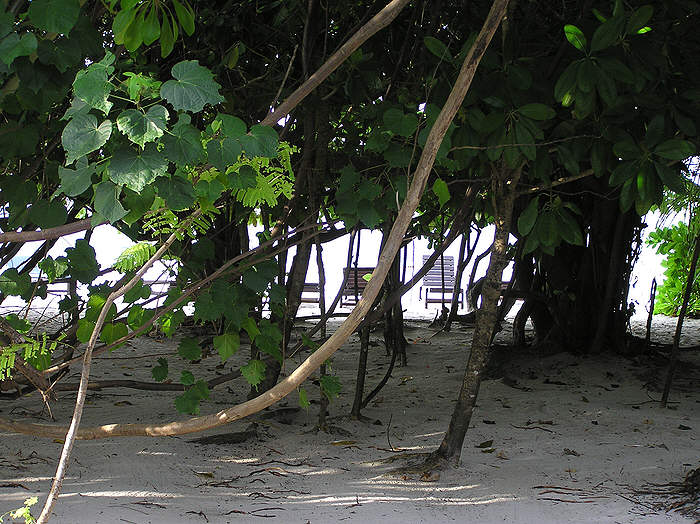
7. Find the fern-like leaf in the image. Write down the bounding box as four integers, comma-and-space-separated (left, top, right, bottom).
114, 243, 157, 272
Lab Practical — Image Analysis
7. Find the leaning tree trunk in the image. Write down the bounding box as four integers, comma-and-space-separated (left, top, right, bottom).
429, 163, 521, 467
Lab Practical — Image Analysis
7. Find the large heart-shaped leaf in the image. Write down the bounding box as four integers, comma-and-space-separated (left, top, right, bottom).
58, 164, 94, 197
0, 32, 37, 66
207, 137, 242, 173
213, 332, 240, 362
117, 105, 169, 147
28, 200, 68, 229
161, 114, 205, 165
62, 114, 112, 165
160, 60, 225, 112
28, 0, 80, 34
66, 238, 100, 284
155, 174, 196, 211
93, 180, 127, 223
0, 268, 32, 298
108, 145, 168, 191
72, 52, 115, 115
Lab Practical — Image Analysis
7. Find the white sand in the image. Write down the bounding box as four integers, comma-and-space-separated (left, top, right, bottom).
0, 314, 698, 523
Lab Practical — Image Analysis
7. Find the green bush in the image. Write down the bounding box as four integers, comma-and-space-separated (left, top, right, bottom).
647, 220, 700, 316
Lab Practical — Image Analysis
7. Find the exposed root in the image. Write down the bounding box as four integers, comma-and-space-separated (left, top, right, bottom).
635, 467, 700, 521
385, 452, 451, 481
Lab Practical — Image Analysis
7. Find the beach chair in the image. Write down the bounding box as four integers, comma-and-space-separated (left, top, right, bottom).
300, 282, 321, 303
419, 255, 463, 308
340, 266, 374, 307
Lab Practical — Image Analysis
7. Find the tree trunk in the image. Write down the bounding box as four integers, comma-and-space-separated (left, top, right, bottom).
430, 163, 520, 467
351, 326, 370, 418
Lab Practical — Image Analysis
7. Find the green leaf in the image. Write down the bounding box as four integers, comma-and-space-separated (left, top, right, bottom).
117, 105, 169, 147
383, 108, 418, 137
152, 357, 169, 381
93, 181, 127, 224
515, 121, 536, 161
576, 59, 596, 93
84, 293, 117, 323
213, 113, 247, 138
432, 178, 450, 208
175, 380, 209, 415
613, 139, 642, 160
72, 52, 115, 115
28, 0, 80, 34
178, 337, 202, 361
518, 197, 539, 236
564, 24, 587, 52
554, 61, 579, 102
100, 322, 128, 345
123, 279, 151, 302
160, 60, 225, 112
0, 33, 37, 66
108, 145, 168, 191
161, 114, 205, 165
537, 213, 558, 247
518, 103, 555, 120
62, 114, 112, 165
58, 164, 94, 197
2, 314, 31, 334
122, 186, 156, 225
180, 370, 195, 386
254, 319, 282, 363
142, 5, 161, 45
0, 268, 32, 298
114, 243, 156, 272
158, 309, 184, 337
39, 256, 68, 283
241, 359, 266, 389
609, 161, 638, 186
172, 0, 195, 36
122, 72, 162, 102
112, 7, 137, 44
154, 174, 196, 211
127, 305, 154, 330
644, 115, 665, 148
595, 68, 617, 106
320, 375, 342, 400
655, 162, 686, 194
193, 291, 220, 322
558, 210, 584, 245
159, 11, 175, 57
28, 200, 67, 229
298, 387, 310, 409
76, 318, 96, 343
239, 125, 279, 158
619, 177, 636, 212
207, 137, 242, 173
122, 8, 144, 52
597, 57, 635, 84
383, 143, 410, 168
423, 36, 452, 62
66, 238, 100, 284
654, 139, 695, 161
213, 332, 240, 362
590, 15, 625, 53
627, 5, 653, 34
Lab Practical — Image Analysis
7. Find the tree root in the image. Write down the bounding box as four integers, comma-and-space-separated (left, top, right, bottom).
386, 452, 451, 481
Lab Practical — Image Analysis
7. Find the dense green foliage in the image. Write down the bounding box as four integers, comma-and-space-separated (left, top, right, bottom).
0, 0, 699, 417
648, 218, 700, 317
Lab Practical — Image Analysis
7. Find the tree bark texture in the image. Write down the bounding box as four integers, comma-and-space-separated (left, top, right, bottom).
432, 163, 521, 465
